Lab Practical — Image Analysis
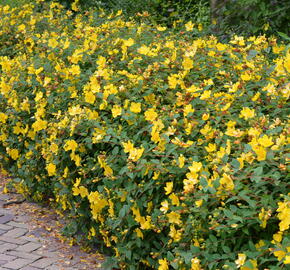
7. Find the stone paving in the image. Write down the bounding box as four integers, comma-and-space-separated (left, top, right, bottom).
0, 176, 104, 270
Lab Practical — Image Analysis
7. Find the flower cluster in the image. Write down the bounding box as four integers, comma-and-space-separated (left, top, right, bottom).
0, 1, 289, 269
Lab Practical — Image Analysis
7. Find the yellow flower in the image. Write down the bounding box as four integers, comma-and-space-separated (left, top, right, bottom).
169, 225, 182, 242
153, 171, 160, 180
195, 200, 203, 208
128, 147, 144, 162
168, 75, 178, 89
123, 38, 135, 47
90, 227, 96, 237
272, 232, 283, 243
183, 104, 195, 116
277, 201, 290, 231
248, 127, 261, 137
145, 108, 158, 121
84, 91, 96, 104
284, 255, 290, 264
167, 211, 182, 225
274, 249, 286, 261
252, 92, 260, 102
73, 186, 88, 198
255, 240, 265, 250
71, 0, 79, 11
258, 208, 271, 228
185, 21, 194, 31
43, 77, 51, 87
140, 215, 152, 230
18, 24, 26, 32
157, 26, 167, 31
158, 258, 169, 270
32, 119, 47, 132
135, 228, 144, 239
69, 65, 81, 76
219, 173, 234, 191
253, 145, 267, 161
191, 257, 201, 270
258, 135, 273, 148
122, 141, 134, 153
169, 193, 180, 206
97, 155, 113, 177
50, 143, 58, 154
178, 154, 185, 168
205, 143, 216, 152
216, 43, 226, 51
182, 57, 193, 70
138, 45, 150, 55
64, 140, 78, 152
241, 72, 251, 81
46, 163, 56, 176
240, 107, 255, 120
160, 200, 169, 213
112, 105, 122, 118
200, 90, 211, 100
189, 161, 202, 173
70, 153, 81, 167
164, 182, 173, 195
202, 113, 210, 121
48, 38, 58, 48
8, 149, 19, 160
130, 102, 141, 113
0, 112, 8, 123
235, 253, 246, 268
241, 259, 258, 270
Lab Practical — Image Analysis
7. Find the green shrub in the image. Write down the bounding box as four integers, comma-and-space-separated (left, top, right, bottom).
0, 0, 30, 7
212, 0, 290, 37
45, 0, 290, 38
0, 1, 289, 269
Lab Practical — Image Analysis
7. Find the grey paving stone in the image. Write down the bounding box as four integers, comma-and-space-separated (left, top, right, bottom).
13, 216, 29, 223
4, 228, 28, 238
0, 254, 17, 262
16, 243, 42, 253
6, 222, 28, 229
30, 258, 57, 268
0, 209, 11, 215
5, 251, 42, 261
0, 224, 13, 231
19, 236, 40, 243
2, 258, 31, 270
0, 243, 18, 253
44, 266, 62, 270
0, 236, 28, 245
35, 250, 60, 258
20, 267, 42, 270
0, 215, 14, 224
0, 194, 10, 201
0, 230, 6, 236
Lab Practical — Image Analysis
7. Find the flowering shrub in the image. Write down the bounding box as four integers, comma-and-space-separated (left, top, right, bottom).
0, 1, 289, 269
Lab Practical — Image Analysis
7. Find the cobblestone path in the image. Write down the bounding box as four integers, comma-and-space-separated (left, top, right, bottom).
0, 176, 104, 270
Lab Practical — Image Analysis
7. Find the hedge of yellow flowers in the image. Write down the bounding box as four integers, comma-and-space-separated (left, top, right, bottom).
0, 1, 289, 269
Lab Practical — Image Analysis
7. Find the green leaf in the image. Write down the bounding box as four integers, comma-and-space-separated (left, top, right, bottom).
277, 31, 290, 41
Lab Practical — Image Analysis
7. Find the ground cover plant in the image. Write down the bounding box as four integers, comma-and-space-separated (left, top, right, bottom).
0, 1, 289, 269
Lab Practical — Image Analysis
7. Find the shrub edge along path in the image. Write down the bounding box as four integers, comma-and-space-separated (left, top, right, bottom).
0, 175, 104, 270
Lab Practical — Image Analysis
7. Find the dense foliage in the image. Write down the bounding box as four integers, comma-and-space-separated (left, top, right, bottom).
216, 0, 290, 37
51, 0, 290, 37
0, 1, 289, 269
